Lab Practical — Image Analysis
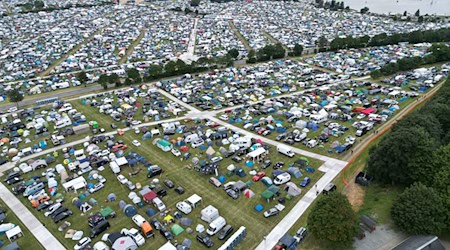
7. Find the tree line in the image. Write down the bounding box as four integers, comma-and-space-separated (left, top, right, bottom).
325, 27, 450, 51
370, 43, 450, 78
246, 43, 303, 63
368, 76, 450, 235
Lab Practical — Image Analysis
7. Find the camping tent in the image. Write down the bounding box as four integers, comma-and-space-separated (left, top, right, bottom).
107, 193, 117, 202
187, 194, 202, 208
171, 224, 184, 236
123, 204, 137, 217
261, 190, 274, 202
285, 182, 302, 196
244, 189, 255, 198
287, 167, 302, 179
261, 177, 273, 187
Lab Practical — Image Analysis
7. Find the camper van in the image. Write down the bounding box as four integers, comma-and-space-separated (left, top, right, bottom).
206, 216, 226, 236
23, 182, 44, 197
274, 172, 291, 185
277, 145, 295, 158
54, 118, 72, 129
74, 149, 86, 161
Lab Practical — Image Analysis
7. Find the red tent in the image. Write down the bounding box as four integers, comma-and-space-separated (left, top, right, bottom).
180, 146, 189, 152
143, 191, 157, 203
361, 108, 376, 115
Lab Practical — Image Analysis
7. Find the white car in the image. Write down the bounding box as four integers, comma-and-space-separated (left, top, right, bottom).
132, 140, 141, 147
117, 175, 128, 185
176, 201, 192, 214
132, 214, 147, 227
97, 175, 106, 184
219, 114, 228, 120
41, 168, 56, 177
135, 128, 140, 134
171, 148, 181, 157
44, 202, 62, 217
74, 237, 91, 250
121, 228, 145, 246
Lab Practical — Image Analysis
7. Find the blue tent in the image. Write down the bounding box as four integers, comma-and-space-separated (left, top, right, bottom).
218, 176, 226, 183
305, 166, 315, 173
255, 204, 264, 212
142, 132, 152, 140
146, 208, 156, 217
287, 167, 302, 179
199, 145, 207, 151
123, 204, 137, 217
245, 161, 254, 167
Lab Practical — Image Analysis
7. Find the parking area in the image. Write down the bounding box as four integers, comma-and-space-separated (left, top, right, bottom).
3, 117, 324, 249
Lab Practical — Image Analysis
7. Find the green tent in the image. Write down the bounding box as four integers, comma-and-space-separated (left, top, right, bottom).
171, 224, 184, 236
268, 185, 280, 194
91, 121, 99, 129
261, 190, 274, 203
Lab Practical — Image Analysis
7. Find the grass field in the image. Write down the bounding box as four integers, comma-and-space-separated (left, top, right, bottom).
4, 119, 324, 249
0, 199, 44, 249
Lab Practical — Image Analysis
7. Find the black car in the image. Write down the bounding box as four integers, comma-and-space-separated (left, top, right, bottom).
197, 233, 214, 248
37, 201, 54, 211
4, 172, 20, 183
273, 162, 285, 169
51, 206, 68, 219
88, 213, 106, 228
226, 189, 239, 199
90, 220, 110, 238
147, 165, 163, 178
151, 219, 173, 240
218, 225, 234, 240
151, 185, 167, 197
163, 180, 174, 189
53, 211, 73, 223
175, 186, 185, 195
319, 134, 329, 143
6, 177, 22, 185
12, 182, 26, 195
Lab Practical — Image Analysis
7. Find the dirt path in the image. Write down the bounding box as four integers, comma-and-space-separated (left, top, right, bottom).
228, 21, 252, 52
118, 28, 146, 65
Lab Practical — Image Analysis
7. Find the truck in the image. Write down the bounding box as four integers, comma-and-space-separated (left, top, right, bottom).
277, 144, 295, 158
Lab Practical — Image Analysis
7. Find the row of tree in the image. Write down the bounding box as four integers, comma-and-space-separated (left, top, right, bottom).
368, 76, 450, 235
370, 43, 450, 78
315, 0, 347, 11
246, 43, 290, 63
326, 27, 450, 51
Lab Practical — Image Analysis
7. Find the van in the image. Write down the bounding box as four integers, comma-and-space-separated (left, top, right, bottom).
310, 115, 327, 124
90, 220, 110, 238
152, 197, 166, 212
306, 140, 318, 148
209, 177, 221, 188
277, 144, 295, 158
355, 127, 368, 137
323, 183, 337, 195
206, 216, 226, 236
74, 149, 85, 161
273, 172, 291, 185
141, 222, 154, 238
54, 118, 71, 129
23, 182, 44, 197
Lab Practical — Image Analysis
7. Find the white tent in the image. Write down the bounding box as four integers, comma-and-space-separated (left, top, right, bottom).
6, 226, 23, 242
62, 176, 87, 192
187, 194, 202, 208
158, 241, 177, 250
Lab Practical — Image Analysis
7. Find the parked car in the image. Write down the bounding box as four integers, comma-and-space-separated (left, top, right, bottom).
121, 228, 145, 246
171, 148, 181, 157
89, 183, 104, 193
74, 237, 91, 250
252, 172, 266, 182
300, 177, 311, 187
175, 186, 185, 195
176, 201, 192, 214
197, 233, 214, 248
263, 208, 280, 218
53, 210, 73, 223
117, 175, 128, 185
293, 227, 308, 243
132, 140, 141, 147
163, 179, 174, 188
226, 189, 239, 199
147, 165, 163, 178
218, 225, 233, 240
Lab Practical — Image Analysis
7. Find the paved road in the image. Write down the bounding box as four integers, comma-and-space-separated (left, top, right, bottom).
0, 182, 66, 250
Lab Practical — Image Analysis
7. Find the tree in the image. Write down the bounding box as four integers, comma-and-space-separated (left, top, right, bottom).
403, 10, 407, 16
360, 7, 369, 14
370, 69, 382, 79
77, 71, 89, 86
98, 74, 109, 90
367, 127, 437, 186
126, 68, 142, 84
34, 0, 45, 9
392, 183, 447, 234
8, 89, 24, 108
246, 50, 257, 63
108, 73, 121, 87
125, 78, 133, 86
308, 193, 357, 247
227, 48, 239, 59
190, 0, 200, 6
292, 44, 303, 56
317, 36, 328, 48
415, 9, 420, 17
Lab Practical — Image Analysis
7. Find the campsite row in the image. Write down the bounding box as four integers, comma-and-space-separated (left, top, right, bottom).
158, 60, 337, 111
216, 69, 445, 155
1, 1, 448, 83
3, 117, 323, 249
304, 43, 431, 77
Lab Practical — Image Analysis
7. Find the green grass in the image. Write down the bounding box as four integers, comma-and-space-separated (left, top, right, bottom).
0, 200, 44, 249
5, 119, 324, 249
357, 184, 401, 225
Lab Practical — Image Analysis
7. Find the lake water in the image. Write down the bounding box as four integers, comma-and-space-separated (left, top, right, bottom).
343, 0, 450, 16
